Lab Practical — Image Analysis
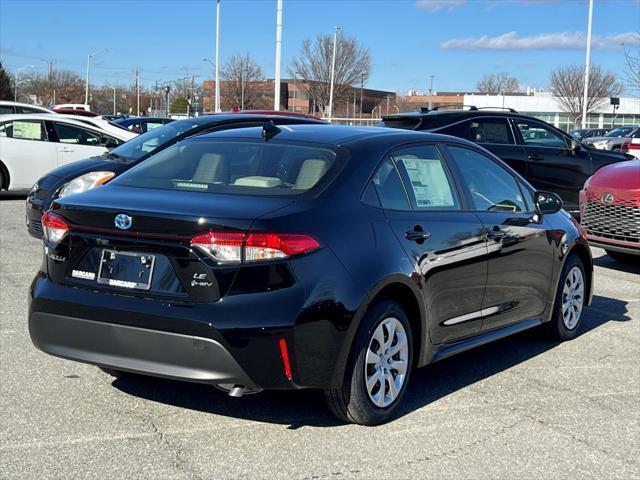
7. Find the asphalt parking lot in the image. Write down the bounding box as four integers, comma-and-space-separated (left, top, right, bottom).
1, 196, 638, 480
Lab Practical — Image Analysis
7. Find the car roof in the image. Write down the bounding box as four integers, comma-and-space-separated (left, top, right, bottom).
0, 100, 51, 110
188, 123, 472, 148
114, 117, 171, 125
0, 113, 124, 131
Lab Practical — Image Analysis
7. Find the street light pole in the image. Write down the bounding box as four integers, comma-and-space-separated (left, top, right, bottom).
581, 0, 594, 128
273, 0, 283, 110
84, 49, 107, 106
327, 25, 340, 121
112, 87, 116, 115
14, 65, 33, 102
215, 0, 221, 112
240, 62, 245, 111
428, 75, 435, 110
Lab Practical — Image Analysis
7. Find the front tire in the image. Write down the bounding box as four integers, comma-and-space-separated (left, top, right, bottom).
546, 254, 586, 341
325, 299, 413, 425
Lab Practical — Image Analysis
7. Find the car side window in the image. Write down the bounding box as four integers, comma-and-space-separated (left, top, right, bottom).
370, 157, 410, 210
0, 106, 15, 115
392, 145, 459, 209
515, 119, 568, 148
447, 146, 527, 213
0, 120, 47, 141
146, 122, 164, 131
438, 118, 513, 145
53, 122, 105, 146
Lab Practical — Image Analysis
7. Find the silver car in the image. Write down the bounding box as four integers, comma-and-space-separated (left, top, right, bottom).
583, 126, 638, 151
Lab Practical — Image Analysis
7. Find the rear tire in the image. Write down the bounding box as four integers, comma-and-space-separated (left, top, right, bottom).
606, 250, 639, 264
0, 168, 5, 190
546, 254, 586, 341
324, 299, 413, 426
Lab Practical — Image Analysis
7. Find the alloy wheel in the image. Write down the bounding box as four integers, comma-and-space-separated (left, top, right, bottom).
561, 266, 584, 330
364, 317, 409, 408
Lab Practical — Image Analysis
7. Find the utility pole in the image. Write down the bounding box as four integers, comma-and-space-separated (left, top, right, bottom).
581, 0, 594, 128
273, 0, 283, 110
428, 75, 435, 110
328, 25, 340, 120
215, 0, 221, 112
135, 68, 140, 116
360, 74, 365, 119
353, 91, 356, 119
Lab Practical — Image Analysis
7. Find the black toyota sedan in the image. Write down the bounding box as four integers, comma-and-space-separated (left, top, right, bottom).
29, 125, 593, 425
26, 113, 326, 238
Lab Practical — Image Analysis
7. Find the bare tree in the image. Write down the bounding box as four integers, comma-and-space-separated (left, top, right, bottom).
26, 69, 85, 106
0, 62, 12, 100
290, 33, 371, 116
221, 53, 266, 110
623, 32, 640, 94
476, 72, 520, 94
550, 64, 623, 127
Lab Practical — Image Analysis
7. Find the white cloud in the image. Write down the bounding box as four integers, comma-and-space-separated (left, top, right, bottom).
415, 0, 466, 12
441, 31, 636, 51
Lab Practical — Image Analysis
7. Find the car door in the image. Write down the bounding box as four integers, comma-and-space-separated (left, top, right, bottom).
0, 119, 57, 189
445, 144, 553, 331
369, 144, 488, 344
48, 121, 110, 166
513, 117, 590, 212
436, 116, 529, 178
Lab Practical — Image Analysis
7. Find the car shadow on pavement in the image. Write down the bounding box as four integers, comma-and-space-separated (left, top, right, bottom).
592, 254, 640, 275
113, 294, 630, 428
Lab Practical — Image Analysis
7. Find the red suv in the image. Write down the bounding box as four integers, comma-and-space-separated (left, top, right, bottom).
580, 160, 640, 262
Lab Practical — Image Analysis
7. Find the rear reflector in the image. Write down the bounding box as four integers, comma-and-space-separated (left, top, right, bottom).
41, 212, 69, 244
190, 230, 319, 263
278, 338, 293, 381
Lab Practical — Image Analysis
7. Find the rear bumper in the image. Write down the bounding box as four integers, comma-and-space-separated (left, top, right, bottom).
29, 311, 257, 387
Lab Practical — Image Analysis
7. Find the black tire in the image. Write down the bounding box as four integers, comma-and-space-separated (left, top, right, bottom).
546, 254, 587, 341
99, 366, 137, 379
606, 250, 639, 264
0, 168, 5, 190
324, 299, 414, 426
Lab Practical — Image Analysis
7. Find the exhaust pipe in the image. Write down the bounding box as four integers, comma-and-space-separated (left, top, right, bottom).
227, 385, 246, 398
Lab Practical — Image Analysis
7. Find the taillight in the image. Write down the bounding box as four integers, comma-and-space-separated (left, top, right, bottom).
629, 143, 640, 150
41, 211, 69, 244
190, 230, 320, 263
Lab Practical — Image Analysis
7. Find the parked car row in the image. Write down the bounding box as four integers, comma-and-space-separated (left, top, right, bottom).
3, 104, 635, 424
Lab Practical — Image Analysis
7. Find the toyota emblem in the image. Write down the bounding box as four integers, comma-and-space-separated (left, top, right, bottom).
114, 213, 133, 230
601, 193, 614, 206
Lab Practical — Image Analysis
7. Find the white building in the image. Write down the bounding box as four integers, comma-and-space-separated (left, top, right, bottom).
463, 92, 640, 132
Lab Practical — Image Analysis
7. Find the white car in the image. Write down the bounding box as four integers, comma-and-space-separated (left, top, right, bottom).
52, 103, 91, 111
0, 114, 132, 191
0, 101, 52, 115
55, 114, 138, 142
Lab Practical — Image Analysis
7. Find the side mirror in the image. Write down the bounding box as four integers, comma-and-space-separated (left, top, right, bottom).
101, 137, 118, 149
570, 138, 580, 152
534, 191, 563, 215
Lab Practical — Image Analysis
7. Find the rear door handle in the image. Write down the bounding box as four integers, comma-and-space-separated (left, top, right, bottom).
58, 147, 74, 153
528, 154, 544, 161
405, 228, 431, 242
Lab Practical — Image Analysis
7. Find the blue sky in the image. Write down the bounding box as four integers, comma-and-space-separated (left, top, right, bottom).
0, 0, 637, 94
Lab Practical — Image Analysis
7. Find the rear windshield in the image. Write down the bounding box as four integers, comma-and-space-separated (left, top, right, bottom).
112, 139, 340, 196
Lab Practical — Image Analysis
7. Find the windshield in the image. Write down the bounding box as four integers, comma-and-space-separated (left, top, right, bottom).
112, 139, 340, 197
605, 127, 634, 138
109, 119, 200, 161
